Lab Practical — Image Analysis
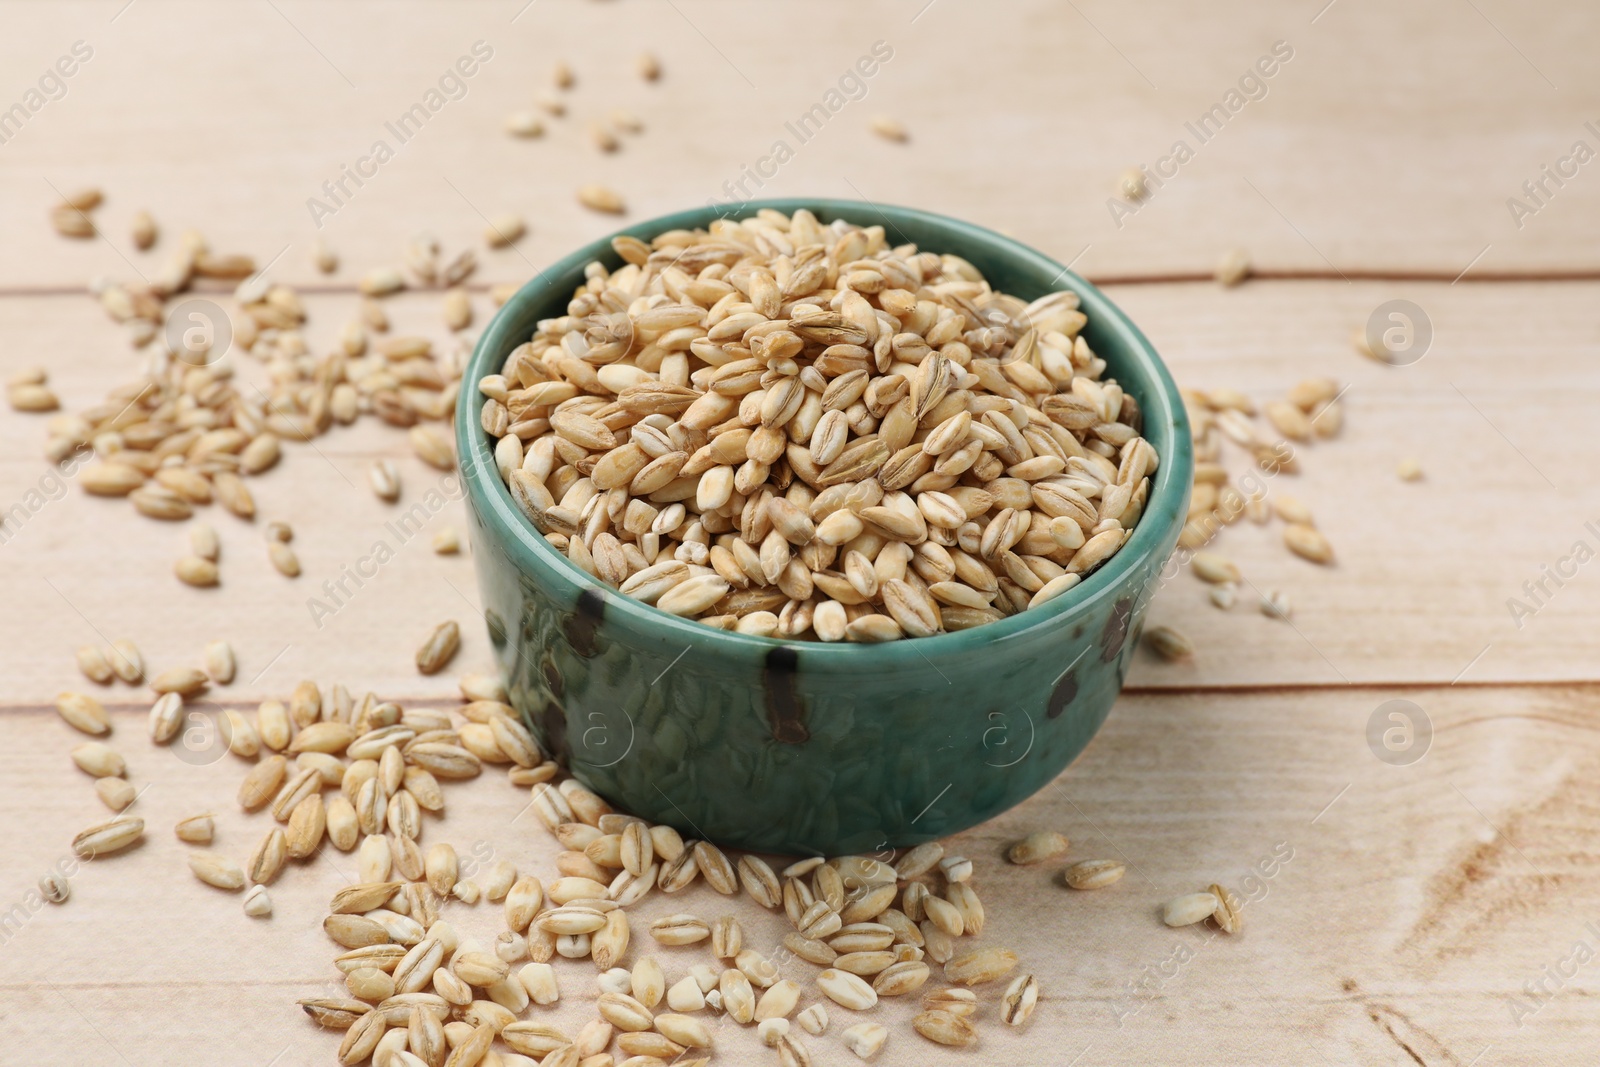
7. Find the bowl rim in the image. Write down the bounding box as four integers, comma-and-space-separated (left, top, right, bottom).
456, 197, 1192, 667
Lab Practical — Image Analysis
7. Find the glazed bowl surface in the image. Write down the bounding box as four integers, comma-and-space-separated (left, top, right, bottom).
457, 198, 1192, 854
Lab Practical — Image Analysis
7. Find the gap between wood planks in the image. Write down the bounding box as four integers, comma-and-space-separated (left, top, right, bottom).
6, 267, 1600, 300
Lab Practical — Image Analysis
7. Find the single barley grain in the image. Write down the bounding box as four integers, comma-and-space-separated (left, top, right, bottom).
311, 237, 337, 273
360, 267, 405, 296
1397, 457, 1423, 482
1029, 572, 1082, 608
174, 814, 214, 844
297, 997, 368, 1029
51, 200, 96, 238
415, 621, 460, 675
759, 1017, 791, 1046
1002, 973, 1039, 1026
1119, 165, 1148, 200
1163, 891, 1220, 927
720, 968, 757, 1022
1064, 858, 1125, 889
893, 842, 943, 880
1274, 495, 1313, 525
95, 777, 136, 810
1144, 625, 1194, 660
264, 540, 300, 577
1283, 523, 1333, 564
577, 185, 625, 214
8, 382, 59, 411
204, 639, 236, 684
649, 913, 710, 946
55, 691, 111, 735
432, 527, 460, 554
1216, 248, 1251, 287
76, 645, 114, 685
71, 741, 125, 778
666, 974, 704, 1011
249, 827, 288, 885
797, 1004, 829, 1035
285, 794, 326, 858
869, 116, 908, 142
440, 287, 473, 332
151, 666, 208, 697
843, 1021, 888, 1059
505, 111, 545, 138
486, 215, 527, 248
1191, 552, 1240, 584
131, 210, 157, 249
242, 884, 272, 917
938, 855, 973, 883
40, 872, 71, 904
922, 988, 977, 1016
189, 850, 246, 891
1210, 883, 1243, 933
1261, 589, 1293, 620
369, 460, 401, 502
109, 639, 144, 683
239, 755, 288, 811
817, 968, 876, 1010
589, 121, 620, 153
1007, 830, 1070, 865
175, 555, 219, 586
944, 946, 1017, 985
872, 960, 930, 996
257, 700, 291, 751
410, 425, 454, 470
72, 815, 144, 858
912, 1010, 976, 1048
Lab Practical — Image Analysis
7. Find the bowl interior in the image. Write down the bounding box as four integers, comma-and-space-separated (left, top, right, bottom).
457, 198, 1192, 665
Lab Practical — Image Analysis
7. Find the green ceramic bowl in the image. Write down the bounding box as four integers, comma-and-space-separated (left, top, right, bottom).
457, 199, 1191, 856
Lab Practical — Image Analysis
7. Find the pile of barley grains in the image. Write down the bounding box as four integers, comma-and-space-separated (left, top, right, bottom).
49, 598, 1050, 1064
483, 209, 1159, 641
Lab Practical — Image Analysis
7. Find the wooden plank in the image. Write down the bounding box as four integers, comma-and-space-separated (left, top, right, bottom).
4, 0, 1600, 293
2, 682, 1591, 1064
4, 278, 1598, 700
0, 290, 484, 709
1113, 277, 1600, 689
5, 2, 1598, 1064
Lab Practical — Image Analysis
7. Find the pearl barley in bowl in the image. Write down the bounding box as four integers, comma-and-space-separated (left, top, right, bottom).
458, 199, 1191, 853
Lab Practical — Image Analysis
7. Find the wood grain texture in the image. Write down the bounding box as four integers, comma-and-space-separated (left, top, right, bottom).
1, 685, 1591, 1065
3, 1, 1599, 1064
3, 0, 1600, 293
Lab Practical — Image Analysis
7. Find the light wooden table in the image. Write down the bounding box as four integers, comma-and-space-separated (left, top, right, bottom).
4, 2, 1599, 1064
